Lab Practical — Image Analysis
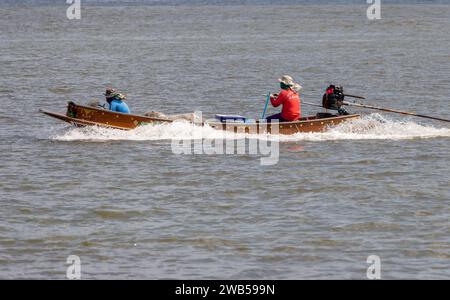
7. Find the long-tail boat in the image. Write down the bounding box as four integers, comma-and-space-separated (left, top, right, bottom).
40, 101, 360, 135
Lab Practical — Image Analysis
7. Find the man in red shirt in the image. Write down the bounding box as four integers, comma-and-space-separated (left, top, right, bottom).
266, 75, 302, 122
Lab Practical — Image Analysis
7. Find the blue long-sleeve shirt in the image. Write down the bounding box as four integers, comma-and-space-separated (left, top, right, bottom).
109, 99, 130, 114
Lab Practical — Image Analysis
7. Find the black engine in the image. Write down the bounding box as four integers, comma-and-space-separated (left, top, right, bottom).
322, 85, 348, 115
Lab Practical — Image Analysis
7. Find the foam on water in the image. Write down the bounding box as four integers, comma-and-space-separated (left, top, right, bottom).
51, 114, 450, 142
281, 114, 450, 142
51, 120, 245, 142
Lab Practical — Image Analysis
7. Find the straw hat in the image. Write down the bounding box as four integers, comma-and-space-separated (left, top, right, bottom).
278, 75, 295, 87
104, 88, 116, 98
105, 88, 126, 100
291, 83, 303, 92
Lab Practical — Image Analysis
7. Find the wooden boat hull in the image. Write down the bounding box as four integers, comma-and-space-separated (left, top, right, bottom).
40, 101, 172, 130
41, 102, 360, 134
207, 114, 360, 135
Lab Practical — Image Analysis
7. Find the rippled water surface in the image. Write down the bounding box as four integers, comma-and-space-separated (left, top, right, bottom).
1, 2, 449, 279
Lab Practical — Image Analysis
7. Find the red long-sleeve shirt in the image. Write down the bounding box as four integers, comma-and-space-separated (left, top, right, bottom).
270, 89, 301, 121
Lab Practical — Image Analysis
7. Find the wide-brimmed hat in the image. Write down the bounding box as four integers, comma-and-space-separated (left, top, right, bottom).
104, 88, 116, 98
291, 83, 303, 92
278, 75, 295, 87
105, 88, 126, 100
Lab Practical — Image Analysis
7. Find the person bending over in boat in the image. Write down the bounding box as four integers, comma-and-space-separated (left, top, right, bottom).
104, 88, 131, 114
266, 75, 302, 122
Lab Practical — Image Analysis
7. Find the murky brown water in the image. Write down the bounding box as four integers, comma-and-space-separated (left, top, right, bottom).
1, 2, 449, 279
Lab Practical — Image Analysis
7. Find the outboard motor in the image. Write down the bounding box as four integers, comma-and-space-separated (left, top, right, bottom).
322, 85, 349, 115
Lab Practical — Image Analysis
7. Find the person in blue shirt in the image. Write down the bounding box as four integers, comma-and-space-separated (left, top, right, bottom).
104, 88, 131, 114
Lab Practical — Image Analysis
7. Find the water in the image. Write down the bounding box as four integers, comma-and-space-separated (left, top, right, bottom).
1, 2, 449, 279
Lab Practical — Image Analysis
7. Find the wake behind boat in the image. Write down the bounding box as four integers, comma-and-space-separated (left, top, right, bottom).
40, 101, 360, 135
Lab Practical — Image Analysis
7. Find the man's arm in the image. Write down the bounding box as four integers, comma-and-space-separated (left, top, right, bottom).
270, 92, 286, 107
109, 101, 116, 111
